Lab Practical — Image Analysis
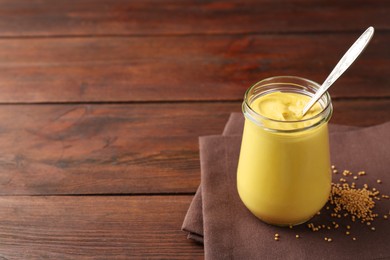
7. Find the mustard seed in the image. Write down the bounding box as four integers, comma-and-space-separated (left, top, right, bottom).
278, 167, 384, 243
330, 182, 377, 223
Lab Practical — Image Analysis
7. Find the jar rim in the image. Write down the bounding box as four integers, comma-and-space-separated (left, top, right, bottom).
243, 76, 333, 133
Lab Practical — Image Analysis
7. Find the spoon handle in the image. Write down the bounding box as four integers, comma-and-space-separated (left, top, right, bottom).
302, 26, 375, 116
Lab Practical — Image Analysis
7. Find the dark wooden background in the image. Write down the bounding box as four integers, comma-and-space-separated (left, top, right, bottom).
0, 0, 388, 259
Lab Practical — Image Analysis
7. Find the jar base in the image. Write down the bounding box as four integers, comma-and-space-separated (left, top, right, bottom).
250, 212, 314, 227
257, 215, 314, 227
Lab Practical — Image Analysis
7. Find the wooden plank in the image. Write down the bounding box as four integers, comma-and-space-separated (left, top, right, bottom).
0, 33, 388, 103
0, 0, 388, 37
0, 100, 388, 195
0, 102, 238, 195
0, 195, 203, 259
332, 99, 390, 125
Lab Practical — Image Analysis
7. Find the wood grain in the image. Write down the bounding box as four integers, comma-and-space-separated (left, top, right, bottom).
0, 100, 388, 196
0, 195, 203, 259
331, 99, 390, 125
0, 0, 388, 37
0, 103, 238, 195
0, 33, 388, 103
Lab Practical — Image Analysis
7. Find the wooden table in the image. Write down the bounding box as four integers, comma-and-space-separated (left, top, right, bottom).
0, 1, 388, 259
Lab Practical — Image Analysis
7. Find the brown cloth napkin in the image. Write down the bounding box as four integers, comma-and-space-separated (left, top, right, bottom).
182, 113, 390, 259
182, 113, 361, 243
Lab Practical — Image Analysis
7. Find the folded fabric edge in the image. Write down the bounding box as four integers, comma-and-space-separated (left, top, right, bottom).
186, 231, 204, 244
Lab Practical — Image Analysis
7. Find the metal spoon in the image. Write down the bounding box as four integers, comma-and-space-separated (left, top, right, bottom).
302, 26, 375, 116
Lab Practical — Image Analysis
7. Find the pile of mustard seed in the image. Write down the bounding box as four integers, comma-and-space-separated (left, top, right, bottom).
274, 166, 389, 242
330, 182, 377, 223
305, 166, 389, 242
328, 166, 388, 224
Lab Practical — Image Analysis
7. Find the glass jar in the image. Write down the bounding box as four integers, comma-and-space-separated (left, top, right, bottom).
237, 76, 333, 226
